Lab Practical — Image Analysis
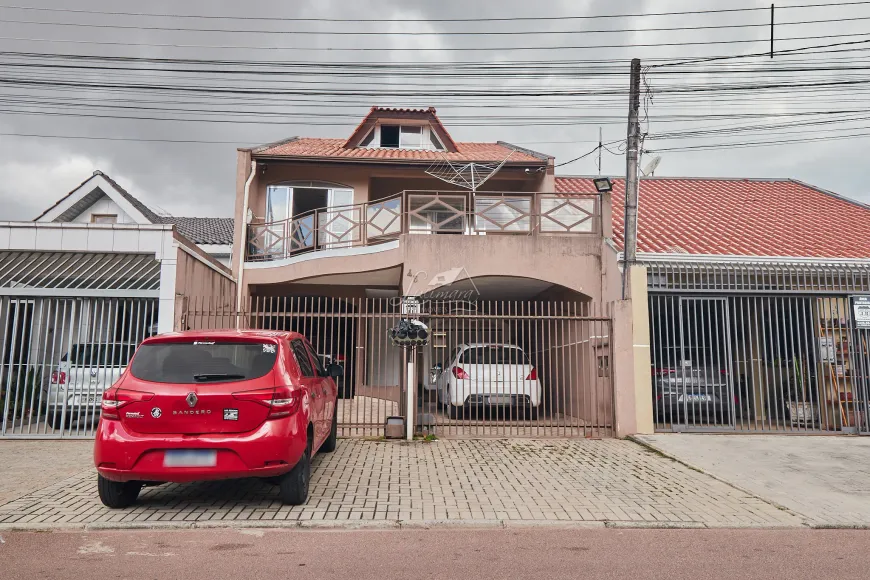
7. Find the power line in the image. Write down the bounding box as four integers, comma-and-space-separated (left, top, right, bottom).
2, 30, 870, 52
0, 1, 867, 23
2, 14, 870, 36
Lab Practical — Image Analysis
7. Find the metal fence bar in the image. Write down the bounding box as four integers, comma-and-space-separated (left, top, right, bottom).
650, 290, 870, 434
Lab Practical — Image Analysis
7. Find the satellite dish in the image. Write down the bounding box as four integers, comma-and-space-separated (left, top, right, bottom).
641, 156, 662, 177
245, 208, 254, 224
425, 149, 516, 193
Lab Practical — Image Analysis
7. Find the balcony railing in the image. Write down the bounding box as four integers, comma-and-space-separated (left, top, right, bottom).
246, 190, 601, 262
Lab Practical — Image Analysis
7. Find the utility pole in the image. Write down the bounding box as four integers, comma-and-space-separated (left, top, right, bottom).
622, 58, 641, 300
598, 126, 603, 175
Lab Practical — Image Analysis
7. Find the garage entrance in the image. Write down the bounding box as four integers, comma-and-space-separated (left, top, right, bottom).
181, 296, 614, 438
647, 262, 870, 434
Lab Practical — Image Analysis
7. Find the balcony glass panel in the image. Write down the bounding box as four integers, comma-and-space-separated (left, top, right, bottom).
540, 196, 595, 232
474, 197, 531, 232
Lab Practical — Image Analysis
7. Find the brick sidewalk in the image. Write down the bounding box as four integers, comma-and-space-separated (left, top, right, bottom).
0, 439, 802, 529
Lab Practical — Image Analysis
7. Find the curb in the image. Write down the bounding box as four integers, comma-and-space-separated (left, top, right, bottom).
626, 435, 807, 523
0, 518, 817, 533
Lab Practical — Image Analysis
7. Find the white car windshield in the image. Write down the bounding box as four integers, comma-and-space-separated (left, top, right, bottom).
459, 346, 529, 365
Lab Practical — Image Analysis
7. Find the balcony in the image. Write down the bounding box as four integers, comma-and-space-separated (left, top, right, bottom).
245, 190, 602, 263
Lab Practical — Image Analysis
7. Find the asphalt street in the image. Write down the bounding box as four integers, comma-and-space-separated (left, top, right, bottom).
1, 527, 868, 580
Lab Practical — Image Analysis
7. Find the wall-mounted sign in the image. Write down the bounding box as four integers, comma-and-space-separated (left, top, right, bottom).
852, 296, 870, 329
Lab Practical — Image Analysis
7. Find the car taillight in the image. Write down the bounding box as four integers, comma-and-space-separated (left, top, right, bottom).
452, 366, 469, 380
101, 389, 154, 420
232, 386, 301, 419
51, 371, 66, 385
526, 368, 537, 381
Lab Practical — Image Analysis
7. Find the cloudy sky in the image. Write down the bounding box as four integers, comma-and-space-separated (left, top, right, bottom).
0, 0, 867, 221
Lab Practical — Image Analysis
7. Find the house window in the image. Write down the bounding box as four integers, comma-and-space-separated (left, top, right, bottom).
380, 125, 400, 148
91, 214, 117, 224
400, 126, 423, 149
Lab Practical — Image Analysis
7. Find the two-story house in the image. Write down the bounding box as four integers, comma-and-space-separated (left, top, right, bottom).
225, 107, 638, 438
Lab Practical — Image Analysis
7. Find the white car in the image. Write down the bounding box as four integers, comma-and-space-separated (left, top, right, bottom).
435, 343, 542, 418
43, 342, 135, 429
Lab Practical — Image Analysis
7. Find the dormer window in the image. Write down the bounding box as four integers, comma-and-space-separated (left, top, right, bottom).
381, 125, 400, 148
359, 124, 444, 150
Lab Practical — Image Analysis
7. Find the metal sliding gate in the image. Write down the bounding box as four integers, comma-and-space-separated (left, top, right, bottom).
181, 296, 614, 438
648, 262, 870, 434
0, 296, 158, 438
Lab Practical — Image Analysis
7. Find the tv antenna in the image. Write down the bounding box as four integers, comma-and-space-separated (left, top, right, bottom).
641, 155, 661, 177
425, 149, 515, 193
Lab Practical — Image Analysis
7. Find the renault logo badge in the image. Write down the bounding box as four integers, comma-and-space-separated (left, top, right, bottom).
186, 392, 198, 408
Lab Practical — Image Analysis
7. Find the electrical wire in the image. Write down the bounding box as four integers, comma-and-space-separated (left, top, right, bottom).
0, 1, 867, 22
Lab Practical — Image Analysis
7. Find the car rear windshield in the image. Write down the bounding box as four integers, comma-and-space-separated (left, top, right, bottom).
129, 341, 278, 384
460, 346, 529, 365
62, 344, 136, 367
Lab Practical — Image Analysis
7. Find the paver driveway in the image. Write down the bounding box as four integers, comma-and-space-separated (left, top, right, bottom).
0, 439, 800, 529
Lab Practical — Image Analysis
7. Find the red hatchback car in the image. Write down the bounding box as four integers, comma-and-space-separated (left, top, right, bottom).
94, 330, 341, 508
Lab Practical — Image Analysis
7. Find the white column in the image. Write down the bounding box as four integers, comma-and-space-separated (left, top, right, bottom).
157, 233, 177, 334
406, 352, 415, 440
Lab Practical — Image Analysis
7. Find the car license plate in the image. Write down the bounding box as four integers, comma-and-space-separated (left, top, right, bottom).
163, 449, 217, 468
487, 395, 512, 405
679, 394, 712, 403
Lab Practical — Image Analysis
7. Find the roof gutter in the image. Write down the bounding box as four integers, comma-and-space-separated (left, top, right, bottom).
250, 155, 545, 167
236, 160, 256, 327
623, 251, 870, 267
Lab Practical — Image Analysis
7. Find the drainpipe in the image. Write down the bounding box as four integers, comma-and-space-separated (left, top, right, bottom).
236, 160, 257, 327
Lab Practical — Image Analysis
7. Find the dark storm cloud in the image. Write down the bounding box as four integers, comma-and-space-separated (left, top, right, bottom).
0, 0, 866, 221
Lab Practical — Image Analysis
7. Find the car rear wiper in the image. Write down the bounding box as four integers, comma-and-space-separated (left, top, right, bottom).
192, 373, 246, 382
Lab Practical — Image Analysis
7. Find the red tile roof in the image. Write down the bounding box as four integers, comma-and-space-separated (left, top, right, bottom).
254, 137, 544, 163
555, 176, 870, 259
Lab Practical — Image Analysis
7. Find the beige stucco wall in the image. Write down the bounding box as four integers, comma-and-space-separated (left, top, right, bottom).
173, 241, 236, 331
401, 234, 605, 301
610, 265, 653, 437
243, 233, 610, 302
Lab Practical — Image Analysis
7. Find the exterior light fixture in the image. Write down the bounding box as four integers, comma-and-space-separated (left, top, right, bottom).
592, 177, 613, 193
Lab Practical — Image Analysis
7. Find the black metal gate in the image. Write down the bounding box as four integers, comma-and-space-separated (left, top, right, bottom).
650, 292, 870, 434
181, 296, 614, 438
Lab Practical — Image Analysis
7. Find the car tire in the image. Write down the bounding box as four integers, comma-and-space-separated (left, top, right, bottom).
278, 437, 311, 505
321, 411, 338, 453
448, 404, 464, 420
46, 411, 64, 430
97, 475, 142, 509
518, 402, 539, 421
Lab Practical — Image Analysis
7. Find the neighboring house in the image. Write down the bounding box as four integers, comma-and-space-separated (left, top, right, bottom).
558, 176, 870, 435
0, 171, 236, 436
35, 171, 234, 267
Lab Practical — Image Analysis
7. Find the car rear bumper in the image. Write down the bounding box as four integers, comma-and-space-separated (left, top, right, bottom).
655, 396, 729, 418
448, 379, 542, 407
94, 413, 308, 483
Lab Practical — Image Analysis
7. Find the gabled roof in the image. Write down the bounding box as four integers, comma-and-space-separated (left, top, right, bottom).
555, 176, 870, 259
251, 137, 545, 163
157, 217, 234, 245
33, 170, 235, 246
343, 106, 459, 151
35, 170, 160, 223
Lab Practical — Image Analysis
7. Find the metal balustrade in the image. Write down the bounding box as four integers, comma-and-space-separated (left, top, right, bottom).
246, 191, 601, 262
